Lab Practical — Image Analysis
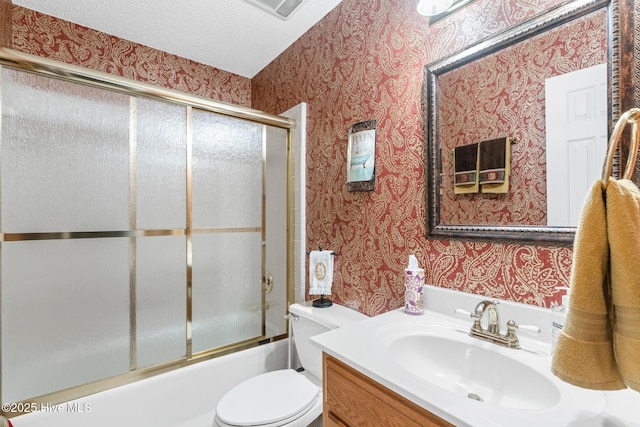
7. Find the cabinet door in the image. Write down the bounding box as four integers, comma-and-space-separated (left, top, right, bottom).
325, 411, 349, 427
323, 353, 454, 427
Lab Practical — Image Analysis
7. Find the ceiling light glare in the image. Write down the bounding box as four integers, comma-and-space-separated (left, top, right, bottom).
416, 0, 454, 16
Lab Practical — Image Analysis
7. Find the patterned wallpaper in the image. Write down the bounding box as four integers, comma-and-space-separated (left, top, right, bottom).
9, 0, 588, 316
439, 10, 607, 226
10, 6, 252, 106
252, 0, 583, 315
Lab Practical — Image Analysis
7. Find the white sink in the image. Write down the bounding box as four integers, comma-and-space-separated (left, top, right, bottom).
311, 287, 638, 426
378, 323, 561, 410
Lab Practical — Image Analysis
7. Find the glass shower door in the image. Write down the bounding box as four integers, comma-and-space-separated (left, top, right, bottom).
191, 111, 265, 353
0, 68, 132, 403
0, 64, 292, 407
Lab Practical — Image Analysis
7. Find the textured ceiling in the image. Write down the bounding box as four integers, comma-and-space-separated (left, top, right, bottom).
12, 0, 343, 78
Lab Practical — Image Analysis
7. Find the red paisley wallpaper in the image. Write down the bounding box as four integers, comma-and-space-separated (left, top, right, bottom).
9, 0, 586, 316
439, 10, 606, 226
252, 0, 581, 315
10, 6, 252, 106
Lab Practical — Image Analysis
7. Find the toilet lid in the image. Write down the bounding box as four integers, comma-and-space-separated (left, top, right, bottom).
216, 369, 320, 426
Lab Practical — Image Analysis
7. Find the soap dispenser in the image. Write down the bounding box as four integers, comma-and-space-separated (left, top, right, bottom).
404, 255, 424, 315
551, 286, 570, 351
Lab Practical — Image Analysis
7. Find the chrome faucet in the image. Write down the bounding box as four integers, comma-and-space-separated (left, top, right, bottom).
472, 300, 500, 335
457, 299, 540, 349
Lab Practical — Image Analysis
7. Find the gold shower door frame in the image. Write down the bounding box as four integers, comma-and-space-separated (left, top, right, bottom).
0, 47, 295, 415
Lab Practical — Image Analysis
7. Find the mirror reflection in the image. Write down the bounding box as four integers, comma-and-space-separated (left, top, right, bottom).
438, 8, 606, 227
425, 0, 617, 245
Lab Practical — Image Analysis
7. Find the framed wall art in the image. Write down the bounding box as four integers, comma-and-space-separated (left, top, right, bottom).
346, 120, 376, 192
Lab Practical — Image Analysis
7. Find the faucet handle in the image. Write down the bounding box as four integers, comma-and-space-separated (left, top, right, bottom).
504, 321, 541, 349
456, 308, 484, 333
455, 308, 480, 320
515, 323, 541, 335
506, 320, 540, 335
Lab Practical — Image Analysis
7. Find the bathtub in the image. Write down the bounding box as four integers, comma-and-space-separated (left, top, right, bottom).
10, 340, 289, 427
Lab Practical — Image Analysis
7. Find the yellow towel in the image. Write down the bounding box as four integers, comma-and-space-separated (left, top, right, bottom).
551, 180, 625, 390
453, 144, 479, 194
479, 137, 511, 194
606, 178, 640, 392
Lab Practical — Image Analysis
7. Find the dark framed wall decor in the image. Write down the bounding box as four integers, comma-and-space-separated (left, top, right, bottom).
346, 120, 376, 192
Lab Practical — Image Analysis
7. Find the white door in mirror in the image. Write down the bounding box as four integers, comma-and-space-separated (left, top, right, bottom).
545, 63, 607, 227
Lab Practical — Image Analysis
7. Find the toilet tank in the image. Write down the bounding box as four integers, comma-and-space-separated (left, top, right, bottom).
289, 302, 368, 380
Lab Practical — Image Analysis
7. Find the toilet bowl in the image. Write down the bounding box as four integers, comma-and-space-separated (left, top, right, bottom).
212, 301, 367, 427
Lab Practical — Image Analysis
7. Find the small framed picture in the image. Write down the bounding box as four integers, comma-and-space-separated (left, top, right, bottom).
346, 120, 376, 192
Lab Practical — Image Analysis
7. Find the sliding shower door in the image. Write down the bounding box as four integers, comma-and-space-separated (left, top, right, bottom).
0, 65, 291, 407
134, 97, 188, 369
1, 69, 133, 402
191, 111, 264, 353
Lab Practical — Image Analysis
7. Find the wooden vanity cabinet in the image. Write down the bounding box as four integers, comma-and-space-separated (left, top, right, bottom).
322, 353, 454, 427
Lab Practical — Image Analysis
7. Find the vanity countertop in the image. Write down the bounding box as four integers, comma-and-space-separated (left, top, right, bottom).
311, 286, 640, 427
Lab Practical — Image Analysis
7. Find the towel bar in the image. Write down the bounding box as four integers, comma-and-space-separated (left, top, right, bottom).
306, 246, 338, 256
308, 246, 337, 308
601, 108, 640, 188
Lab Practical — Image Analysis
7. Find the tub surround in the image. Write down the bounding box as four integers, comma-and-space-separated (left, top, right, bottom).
312, 285, 640, 426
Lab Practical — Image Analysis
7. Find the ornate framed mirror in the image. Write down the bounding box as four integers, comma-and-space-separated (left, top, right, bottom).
424, 0, 634, 246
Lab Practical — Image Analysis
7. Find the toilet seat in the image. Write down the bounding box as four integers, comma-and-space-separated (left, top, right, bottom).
214, 369, 321, 427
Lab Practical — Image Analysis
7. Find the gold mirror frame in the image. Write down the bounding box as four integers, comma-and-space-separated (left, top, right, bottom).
424, 0, 633, 246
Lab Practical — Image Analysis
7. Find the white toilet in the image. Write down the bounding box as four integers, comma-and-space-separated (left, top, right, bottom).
213, 301, 367, 427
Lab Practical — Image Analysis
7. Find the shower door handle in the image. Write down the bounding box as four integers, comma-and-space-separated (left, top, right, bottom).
263, 271, 273, 294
